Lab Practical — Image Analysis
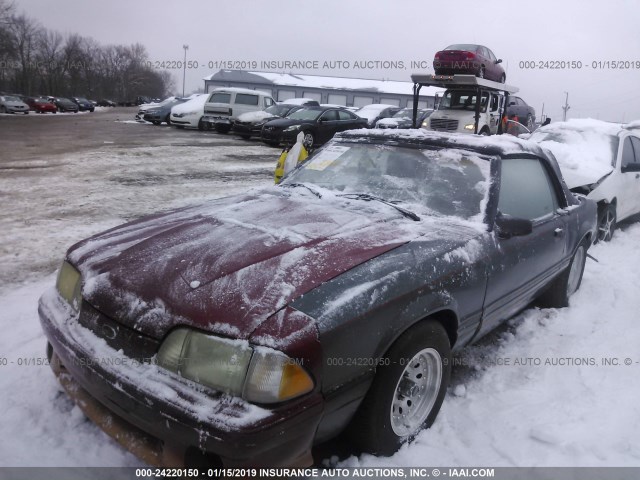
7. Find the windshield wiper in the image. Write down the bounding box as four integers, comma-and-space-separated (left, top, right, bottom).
281, 183, 322, 198
337, 193, 420, 221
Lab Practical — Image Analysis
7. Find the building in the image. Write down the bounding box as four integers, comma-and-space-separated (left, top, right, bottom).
203, 70, 443, 109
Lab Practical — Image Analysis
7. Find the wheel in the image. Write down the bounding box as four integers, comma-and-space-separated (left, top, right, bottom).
197, 118, 210, 131
538, 241, 588, 308
479, 128, 490, 136
24, 111, 29, 115
165, 115, 171, 125
596, 204, 616, 242
52, 111, 57, 114
526, 115, 534, 131
152, 120, 161, 125
347, 320, 451, 455
477, 67, 485, 79
302, 132, 314, 148
500, 74, 506, 83
90, 108, 94, 112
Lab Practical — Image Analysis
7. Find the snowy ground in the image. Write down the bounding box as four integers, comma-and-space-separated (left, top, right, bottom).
1, 112, 639, 467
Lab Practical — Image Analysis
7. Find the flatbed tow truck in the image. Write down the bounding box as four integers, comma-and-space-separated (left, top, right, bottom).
411, 74, 519, 135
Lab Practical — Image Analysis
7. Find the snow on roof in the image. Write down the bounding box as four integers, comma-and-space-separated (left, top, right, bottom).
171, 93, 209, 114
279, 97, 317, 105
529, 118, 622, 188
210, 86, 272, 96
203, 70, 444, 97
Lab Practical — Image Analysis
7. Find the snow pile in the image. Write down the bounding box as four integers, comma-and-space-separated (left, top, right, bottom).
529, 118, 623, 188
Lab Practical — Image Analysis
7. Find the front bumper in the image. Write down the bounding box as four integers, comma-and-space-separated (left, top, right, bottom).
38, 288, 323, 467
202, 115, 231, 126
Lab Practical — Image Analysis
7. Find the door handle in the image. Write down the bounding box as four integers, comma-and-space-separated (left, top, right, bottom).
554, 228, 564, 236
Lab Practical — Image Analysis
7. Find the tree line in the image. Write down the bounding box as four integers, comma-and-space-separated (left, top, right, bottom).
0, 1, 174, 101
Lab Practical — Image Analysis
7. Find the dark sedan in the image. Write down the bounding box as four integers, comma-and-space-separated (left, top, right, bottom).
233, 101, 318, 139
261, 106, 367, 147
506, 96, 536, 132
25, 96, 57, 113
97, 99, 116, 107
54, 97, 79, 113
139, 98, 187, 125
39, 130, 596, 468
72, 97, 95, 112
434, 44, 506, 83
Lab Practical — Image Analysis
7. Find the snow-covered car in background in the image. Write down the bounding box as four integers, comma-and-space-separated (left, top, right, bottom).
530, 119, 640, 242
39, 129, 596, 468
202, 87, 276, 133
0, 95, 30, 114
169, 94, 209, 130
232, 99, 319, 139
376, 108, 433, 129
355, 104, 402, 127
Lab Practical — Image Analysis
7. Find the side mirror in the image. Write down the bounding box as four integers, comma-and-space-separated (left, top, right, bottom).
496, 59, 503, 64
495, 214, 533, 238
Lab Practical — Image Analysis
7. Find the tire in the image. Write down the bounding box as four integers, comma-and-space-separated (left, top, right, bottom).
165, 115, 171, 125
302, 131, 314, 148
215, 124, 231, 134
348, 320, 451, 455
538, 241, 588, 308
596, 204, 616, 243
197, 118, 209, 131
152, 120, 161, 125
479, 127, 490, 136
477, 67, 485, 79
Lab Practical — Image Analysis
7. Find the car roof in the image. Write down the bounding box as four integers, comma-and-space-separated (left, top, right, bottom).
335, 129, 550, 158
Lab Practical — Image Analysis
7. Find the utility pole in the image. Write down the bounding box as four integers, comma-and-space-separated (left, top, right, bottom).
182, 45, 189, 97
562, 91, 570, 121
540, 103, 545, 123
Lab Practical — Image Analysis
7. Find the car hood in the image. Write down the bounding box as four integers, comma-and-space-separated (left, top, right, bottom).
67, 188, 425, 340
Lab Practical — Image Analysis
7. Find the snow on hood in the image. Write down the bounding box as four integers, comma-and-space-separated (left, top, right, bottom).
356, 104, 397, 121
237, 110, 275, 122
171, 94, 208, 115
377, 118, 402, 127
67, 188, 425, 340
529, 119, 622, 188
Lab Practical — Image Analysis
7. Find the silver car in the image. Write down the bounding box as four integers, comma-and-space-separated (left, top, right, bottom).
0, 95, 30, 114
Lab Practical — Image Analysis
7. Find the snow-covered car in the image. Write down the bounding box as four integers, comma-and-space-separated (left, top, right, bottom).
0, 95, 30, 114
355, 104, 402, 127
530, 119, 640, 242
138, 98, 187, 125
202, 87, 276, 133
376, 108, 433, 129
232, 100, 318, 139
39, 130, 596, 468
169, 94, 209, 130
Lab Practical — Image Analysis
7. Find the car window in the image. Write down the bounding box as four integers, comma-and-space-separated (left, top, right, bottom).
320, 110, 339, 121
235, 94, 259, 106
338, 110, 355, 120
209, 92, 232, 104
498, 158, 558, 220
486, 48, 497, 62
264, 97, 274, 108
621, 137, 635, 169
630, 137, 640, 165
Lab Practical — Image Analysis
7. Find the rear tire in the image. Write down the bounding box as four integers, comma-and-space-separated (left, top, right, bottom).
596, 204, 616, 243
347, 320, 451, 455
538, 241, 588, 308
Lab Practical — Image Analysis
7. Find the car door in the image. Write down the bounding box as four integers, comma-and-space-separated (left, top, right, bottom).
617, 135, 640, 219
479, 157, 569, 337
316, 109, 340, 143
336, 110, 361, 133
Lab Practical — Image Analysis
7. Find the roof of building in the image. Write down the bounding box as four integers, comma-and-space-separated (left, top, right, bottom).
203, 70, 444, 97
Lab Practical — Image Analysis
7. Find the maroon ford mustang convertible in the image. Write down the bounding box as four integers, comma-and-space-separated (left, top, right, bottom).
39, 129, 596, 467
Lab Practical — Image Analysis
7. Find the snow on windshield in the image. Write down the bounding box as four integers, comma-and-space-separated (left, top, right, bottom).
529, 119, 622, 188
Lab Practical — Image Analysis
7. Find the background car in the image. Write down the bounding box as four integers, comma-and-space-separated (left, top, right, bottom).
232, 100, 319, 139
53, 97, 79, 113
96, 99, 116, 107
139, 98, 187, 125
376, 108, 433, 129
39, 129, 595, 469
434, 44, 506, 83
355, 104, 402, 127
72, 97, 95, 112
506, 96, 536, 131
261, 105, 367, 146
0, 95, 30, 114
530, 119, 640, 242
25, 96, 57, 113
169, 93, 209, 130
202, 88, 276, 133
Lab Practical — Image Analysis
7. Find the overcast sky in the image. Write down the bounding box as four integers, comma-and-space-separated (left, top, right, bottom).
18, 0, 640, 122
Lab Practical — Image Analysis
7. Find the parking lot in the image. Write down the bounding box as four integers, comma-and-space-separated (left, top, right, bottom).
0, 108, 277, 291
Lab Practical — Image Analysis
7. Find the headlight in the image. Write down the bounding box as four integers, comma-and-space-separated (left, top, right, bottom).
464, 124, 475, 130
157, 328, 313, 404
283, 125, 301, 132
56, 261, 82, 311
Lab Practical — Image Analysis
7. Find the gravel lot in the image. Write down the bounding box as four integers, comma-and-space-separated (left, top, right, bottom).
0, 108, 278, 291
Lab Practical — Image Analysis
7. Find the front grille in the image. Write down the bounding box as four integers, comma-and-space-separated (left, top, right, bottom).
430, 119, 459, 131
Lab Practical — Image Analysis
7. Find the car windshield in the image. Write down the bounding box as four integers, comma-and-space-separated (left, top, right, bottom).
283, 141, 491, 221
287, 108, 322, 121
445, 44, 479, 51
4, 96, 20, 102
439, 90, 489, 113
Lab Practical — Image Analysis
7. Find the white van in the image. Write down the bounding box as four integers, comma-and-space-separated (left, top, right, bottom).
427, 88, 504, 135
202, 88, 275, 133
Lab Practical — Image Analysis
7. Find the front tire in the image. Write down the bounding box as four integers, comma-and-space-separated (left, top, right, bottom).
596, 204, 616, 242
538, 241, 588, 308
348, 320, 451, 455
303, 131, 314, 148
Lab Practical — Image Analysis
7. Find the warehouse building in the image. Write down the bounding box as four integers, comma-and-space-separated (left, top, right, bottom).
203, 70, 443, 109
